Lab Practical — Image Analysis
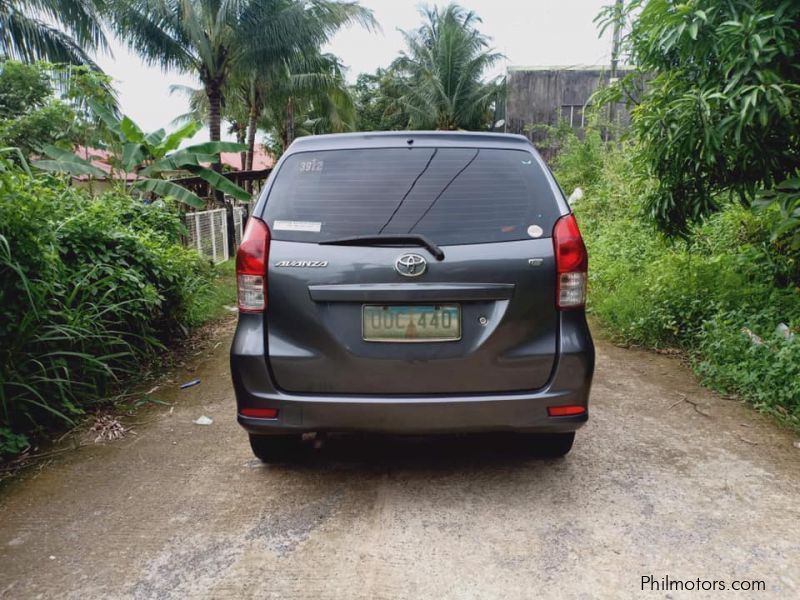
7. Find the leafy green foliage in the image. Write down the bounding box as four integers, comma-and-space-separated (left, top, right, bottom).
0, 61, 118, 159
0, 61, 78, 157
0, 60, 52, 115
0, 166, 221, 456
390, 3, 504, 130
754, 171, 800, 251
351, 69, 410, 131
33, 110, 248, 208
554, 133, 800, 426
0, 102, 76, 157
597, 0, 800, 237
253, 51, 358, 156
535, 120, 606, 196
696, 311, 800, 418
183, 260, 237, 326
289, 56, 358, 137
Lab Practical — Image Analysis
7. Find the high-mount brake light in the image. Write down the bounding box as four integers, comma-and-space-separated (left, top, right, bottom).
553, 214, 588, 309
236, 217, 270, 313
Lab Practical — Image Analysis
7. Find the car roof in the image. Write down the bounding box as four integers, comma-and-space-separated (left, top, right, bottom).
285, 131, 534, 152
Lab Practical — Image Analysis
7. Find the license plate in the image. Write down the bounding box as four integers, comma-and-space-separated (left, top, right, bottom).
362, 304, 461, 342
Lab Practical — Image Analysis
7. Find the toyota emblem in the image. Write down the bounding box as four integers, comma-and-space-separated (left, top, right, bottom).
395, 253, 427, 277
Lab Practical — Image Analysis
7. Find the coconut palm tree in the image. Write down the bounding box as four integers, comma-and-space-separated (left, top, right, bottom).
170, 49, 356, 168
170, 82, 249, 169
109, 0, 374, 164
0, 0, 108, 65
391, 3, 503, 130
252, 52, 355, 157
251, 51, 355, 158
168, 83, 208, 125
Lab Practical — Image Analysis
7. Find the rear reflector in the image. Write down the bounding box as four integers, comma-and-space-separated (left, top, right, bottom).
240, 407, 279, 419
236, 217, 270, 313
553, 214, 588, 310
548, 405, 586, 417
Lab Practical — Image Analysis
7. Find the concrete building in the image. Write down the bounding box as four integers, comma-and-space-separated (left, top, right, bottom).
504, 65, 633, 153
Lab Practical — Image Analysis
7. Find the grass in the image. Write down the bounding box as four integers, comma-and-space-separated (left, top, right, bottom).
185, 260, 237, 326
1, 257, 240, 471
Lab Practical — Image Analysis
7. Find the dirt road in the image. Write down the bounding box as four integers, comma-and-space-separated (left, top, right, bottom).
1, 324, 799, 599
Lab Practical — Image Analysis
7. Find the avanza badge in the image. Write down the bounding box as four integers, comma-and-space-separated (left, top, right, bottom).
273, 260, 328, 268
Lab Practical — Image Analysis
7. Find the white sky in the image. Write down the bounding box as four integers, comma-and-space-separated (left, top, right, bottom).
94, 0, 613, 139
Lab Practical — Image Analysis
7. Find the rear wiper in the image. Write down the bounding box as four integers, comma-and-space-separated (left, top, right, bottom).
318, 233, 445, 261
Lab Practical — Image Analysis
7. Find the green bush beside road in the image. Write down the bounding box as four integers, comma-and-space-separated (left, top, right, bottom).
555, 134, 800, 427
0, 168, 231, 456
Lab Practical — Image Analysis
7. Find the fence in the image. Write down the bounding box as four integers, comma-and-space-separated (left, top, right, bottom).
185, 208, 229, 264
232, 206, 246, 249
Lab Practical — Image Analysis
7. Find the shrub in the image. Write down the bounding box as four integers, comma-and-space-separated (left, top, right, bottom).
0, 168, 215, 455
554, 132, 800, 426
697, 311, 800, 420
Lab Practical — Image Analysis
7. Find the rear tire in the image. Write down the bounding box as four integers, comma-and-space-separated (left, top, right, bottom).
525, 432, 575, 458
249, 434, 303, 463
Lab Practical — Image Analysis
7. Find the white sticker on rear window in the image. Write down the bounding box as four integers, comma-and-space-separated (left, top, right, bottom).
273, 220, 322, 232
527, 224, 543, 238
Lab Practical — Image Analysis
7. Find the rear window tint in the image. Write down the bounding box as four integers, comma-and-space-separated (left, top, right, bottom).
262, 147, 560, 245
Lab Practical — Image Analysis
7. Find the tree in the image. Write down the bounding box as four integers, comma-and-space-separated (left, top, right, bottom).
0, 58, 50, 114
169, 83, 209, 126
34, 110, 249, 208
0, 60, 118, 156
390, 3, 504, 130
0, 0, 108, 66
597, 0, 800, 239
109, 0, 375, 175
171, 81, 249, 169
59, 63, 120, 148
351, 68, 409, 131
257, 53, 357, 157
173, 49, 359, 164
0, 61, 76, 156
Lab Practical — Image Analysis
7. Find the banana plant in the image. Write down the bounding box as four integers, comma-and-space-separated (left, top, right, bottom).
33, 104, 249, 208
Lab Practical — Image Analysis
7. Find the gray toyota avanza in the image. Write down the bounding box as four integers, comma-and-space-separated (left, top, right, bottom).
230, 131, 594, 461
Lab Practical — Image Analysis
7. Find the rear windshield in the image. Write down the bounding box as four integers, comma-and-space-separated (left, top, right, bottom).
262, 147, 561, 245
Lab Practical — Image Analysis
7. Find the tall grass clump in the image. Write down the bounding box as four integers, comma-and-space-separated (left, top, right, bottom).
553, 131, 800, 427
0, 167, 214, 456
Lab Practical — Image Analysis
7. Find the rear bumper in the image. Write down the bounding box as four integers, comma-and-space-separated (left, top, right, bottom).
230, 312, 594, 435
237, 399, 588, 435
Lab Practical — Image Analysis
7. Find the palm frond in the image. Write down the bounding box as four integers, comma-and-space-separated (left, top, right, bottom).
169, 84, 209, 125
107, 0, 195, 71
0, 9, 100, 66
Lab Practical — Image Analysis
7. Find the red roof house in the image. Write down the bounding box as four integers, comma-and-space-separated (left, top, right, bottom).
73, 144, 274, 181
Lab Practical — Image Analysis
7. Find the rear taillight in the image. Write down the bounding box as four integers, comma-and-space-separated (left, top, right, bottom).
553, 214, 587, 310
236, 217, 270, 313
